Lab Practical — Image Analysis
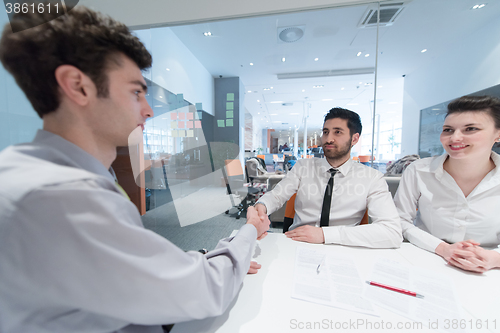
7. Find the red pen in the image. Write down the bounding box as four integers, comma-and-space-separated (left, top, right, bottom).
366, 281, 424, 299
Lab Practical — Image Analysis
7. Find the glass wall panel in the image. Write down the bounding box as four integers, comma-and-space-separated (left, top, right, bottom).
135, 3, 381, 246
377, 0, 500, 165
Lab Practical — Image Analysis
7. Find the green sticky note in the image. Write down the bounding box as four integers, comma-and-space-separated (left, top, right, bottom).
171, 130, 178, 137
186, 130, 194, 137
226, 119, 233, 127
170, 121, 177, 129
226, 93, 234, 101
217, 120, 225, 127
226, 102, 234, 110
226, 111, 233, 118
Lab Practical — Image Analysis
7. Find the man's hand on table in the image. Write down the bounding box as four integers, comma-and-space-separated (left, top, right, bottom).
285, 225, 325, 244
247, 261, 262, 274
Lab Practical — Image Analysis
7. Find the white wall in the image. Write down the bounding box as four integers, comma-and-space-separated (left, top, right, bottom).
0, 12, 43, 151
252, 112, 264, 152
135, 28, 214, 115
401, 17, 500, 155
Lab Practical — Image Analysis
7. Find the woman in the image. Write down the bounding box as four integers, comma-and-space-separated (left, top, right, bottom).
395, 95, 500, 273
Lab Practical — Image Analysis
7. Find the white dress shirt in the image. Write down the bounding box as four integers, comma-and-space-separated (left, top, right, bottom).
394, 152, 500, 253
257, 157, 402, 248
0, 130, 257, 333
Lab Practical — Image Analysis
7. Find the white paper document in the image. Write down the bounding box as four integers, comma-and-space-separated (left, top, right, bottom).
364, 258, 467, 333
291, 247, 377, 316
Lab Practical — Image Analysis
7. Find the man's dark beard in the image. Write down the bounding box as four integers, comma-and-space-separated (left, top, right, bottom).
322, 138, 352, 161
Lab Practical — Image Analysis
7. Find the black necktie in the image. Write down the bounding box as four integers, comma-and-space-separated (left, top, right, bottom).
320, 168, 338, 227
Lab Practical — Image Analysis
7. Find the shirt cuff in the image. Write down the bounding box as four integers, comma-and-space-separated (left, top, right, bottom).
322, 226, 341, 244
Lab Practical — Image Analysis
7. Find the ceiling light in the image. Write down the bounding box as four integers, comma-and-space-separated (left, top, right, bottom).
166, 68, 170, 71
365, 54, 370, 57
421, 49, 427, 53
359, 82, 363, 84
322, 99, 333, 101
313, 85, 324, 88
281, 57, 286, 62
357, 52, 362, 57
270, 113, 278, 115
250, 63, 254, 66
302, 89, 305, 92
472, 4, 486, 9
159, 96, 163, 98
290, 113, 300, 115
247, 90, 252, 93
314, 58, 319, 61
257, 100, 260, 102
341, 87, 345, 90
203, 32, 212, 36
270, 101, 284, 104
258, 112, 260, 114
378, 86, 383, 88
263, 88, 271, 91
270, 87, 273, 89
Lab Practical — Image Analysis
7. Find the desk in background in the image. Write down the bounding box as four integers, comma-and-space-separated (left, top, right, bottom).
173, 234, 500, 333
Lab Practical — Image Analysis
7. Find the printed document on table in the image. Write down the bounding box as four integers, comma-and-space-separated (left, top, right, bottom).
291, 247, 377, 316
364, 258, 467, 333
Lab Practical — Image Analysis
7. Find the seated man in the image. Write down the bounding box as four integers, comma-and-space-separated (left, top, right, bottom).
255, 108, 402, 248
0, 6, 269, 333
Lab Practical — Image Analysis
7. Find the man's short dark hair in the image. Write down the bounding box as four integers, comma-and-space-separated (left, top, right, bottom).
447, 95, 500, 130
0, 5, 152, 118
324, 107, 362, 136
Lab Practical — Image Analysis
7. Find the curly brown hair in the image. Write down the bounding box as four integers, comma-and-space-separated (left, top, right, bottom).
0, 4, 152, 118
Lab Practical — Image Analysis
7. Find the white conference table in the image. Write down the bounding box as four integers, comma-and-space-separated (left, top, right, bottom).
172, 234, 500, 333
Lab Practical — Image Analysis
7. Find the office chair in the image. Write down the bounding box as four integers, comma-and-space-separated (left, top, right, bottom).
223, 159, 263, 219
245, 158, 285, 187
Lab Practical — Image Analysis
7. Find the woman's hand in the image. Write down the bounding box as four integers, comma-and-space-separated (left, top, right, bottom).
436, 240, 500, 273
449, 247, 500, 273
435, 240, 479, 261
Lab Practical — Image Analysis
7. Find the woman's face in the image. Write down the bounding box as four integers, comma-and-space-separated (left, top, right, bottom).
440, 111, 500, 161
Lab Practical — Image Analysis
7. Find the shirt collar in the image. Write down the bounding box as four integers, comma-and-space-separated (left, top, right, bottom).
319, 156, 353, 176
430, 151, 500, 181
32, 130, 115, 183
429, 153, 448, 180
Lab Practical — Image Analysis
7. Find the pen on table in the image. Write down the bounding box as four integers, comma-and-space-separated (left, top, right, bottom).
316, 258, 325, 274
366, 281, 424, 299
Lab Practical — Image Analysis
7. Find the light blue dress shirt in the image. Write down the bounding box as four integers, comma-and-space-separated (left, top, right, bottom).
0, 130, 256, 333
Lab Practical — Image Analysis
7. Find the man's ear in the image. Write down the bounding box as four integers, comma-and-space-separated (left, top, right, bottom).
351, 133, 360, 146
54, 65, 94, 106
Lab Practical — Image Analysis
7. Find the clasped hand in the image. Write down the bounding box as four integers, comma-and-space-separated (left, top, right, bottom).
436, 240, 500, 273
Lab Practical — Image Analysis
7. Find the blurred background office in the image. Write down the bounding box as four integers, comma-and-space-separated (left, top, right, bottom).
2, 0, 500, 249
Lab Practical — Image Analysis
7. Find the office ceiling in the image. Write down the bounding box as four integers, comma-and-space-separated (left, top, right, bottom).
165, 0, 499, 139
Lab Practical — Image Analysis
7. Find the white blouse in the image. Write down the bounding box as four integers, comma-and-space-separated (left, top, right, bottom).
394, 152, 500, 253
